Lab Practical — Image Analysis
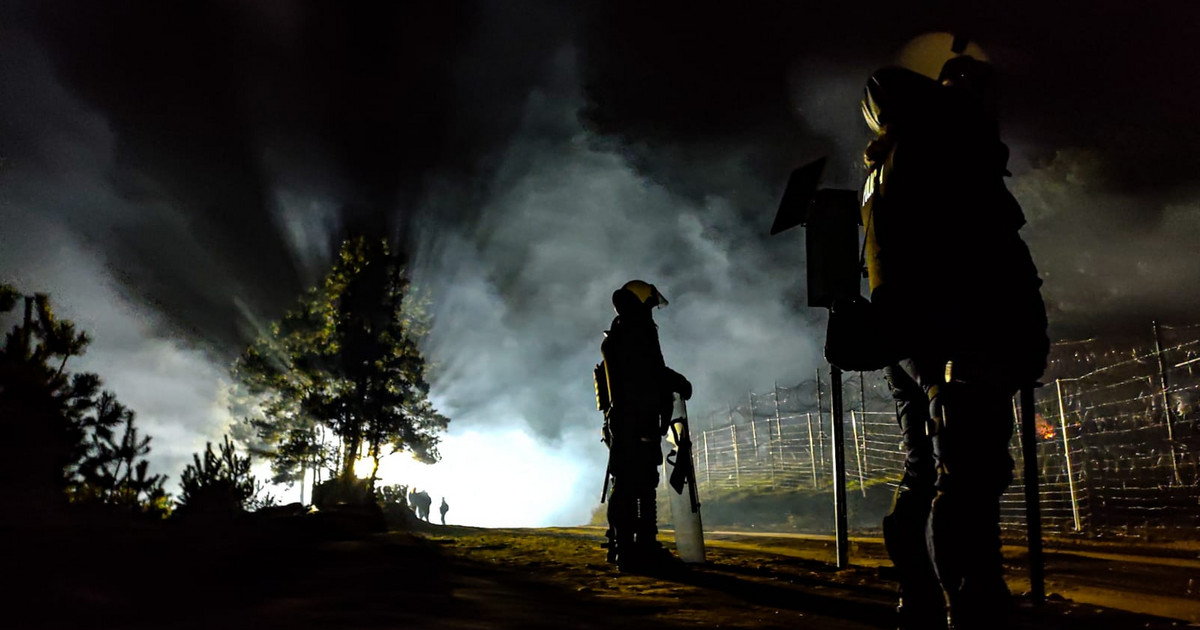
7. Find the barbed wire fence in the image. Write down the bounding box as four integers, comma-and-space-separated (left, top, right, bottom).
688, 322, 1200, 534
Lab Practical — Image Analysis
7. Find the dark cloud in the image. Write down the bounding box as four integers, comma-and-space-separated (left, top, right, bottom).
5, 1, 576, 356
9, 1, 1197, 354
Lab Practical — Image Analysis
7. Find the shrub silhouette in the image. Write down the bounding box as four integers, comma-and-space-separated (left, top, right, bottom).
176, 436, 256, 517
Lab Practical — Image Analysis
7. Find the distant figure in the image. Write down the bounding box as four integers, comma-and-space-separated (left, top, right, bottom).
860, 52, 1048, 630
596, 280, 691, 572
439, 497, 449, 525
408, 488, 432, 522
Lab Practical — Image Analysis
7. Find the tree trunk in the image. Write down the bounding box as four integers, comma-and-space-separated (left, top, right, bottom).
340, 411, 361, 480
369, 438, 382, 489
300, 456, 307, 504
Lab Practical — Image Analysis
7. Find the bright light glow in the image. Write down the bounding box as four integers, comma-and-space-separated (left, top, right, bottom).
372, 427, 587, 528
353, 456, 375, 480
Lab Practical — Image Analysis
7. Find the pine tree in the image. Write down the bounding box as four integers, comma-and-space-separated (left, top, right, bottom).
75, 400, 168, 512
232, 238, 449, 493
0, 285, 166, 515
177, 435, 257, 515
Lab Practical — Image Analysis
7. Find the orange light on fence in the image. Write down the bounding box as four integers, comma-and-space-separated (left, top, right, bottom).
1035, 413, 1056, 440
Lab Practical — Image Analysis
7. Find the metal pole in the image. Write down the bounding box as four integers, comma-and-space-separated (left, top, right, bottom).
777, 415, 785, 468
771, 382, 781, 489
1152, 320, 1183, 484
830, 365, 850, 569
731, 424, 741, 487
1012, 397, 1023, 473
806, 412, 818, 487
774, 382, 786, 465
859, 372, 869, 480
1055, 379, 1082, 531
815, 369, 827, 474
702, 430, 711, 490
726, 403, 740, 487
749, 392, 759, 449
850, 410, 866, 496
1019, 385, 1045, 605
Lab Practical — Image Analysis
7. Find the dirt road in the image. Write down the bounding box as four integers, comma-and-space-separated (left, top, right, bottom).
698, 527, 1200, 623
424, 525, 1199, 629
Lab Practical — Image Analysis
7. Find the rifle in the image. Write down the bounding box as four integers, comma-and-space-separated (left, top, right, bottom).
667, 399, 701, 513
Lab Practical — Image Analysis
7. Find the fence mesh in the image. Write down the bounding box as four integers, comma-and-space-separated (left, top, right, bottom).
688, 323, 1200, 534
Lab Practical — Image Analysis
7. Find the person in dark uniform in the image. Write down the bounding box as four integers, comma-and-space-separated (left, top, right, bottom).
439, 497, 449, 525
859, 56, 1049, 630
597, 280, 691, 572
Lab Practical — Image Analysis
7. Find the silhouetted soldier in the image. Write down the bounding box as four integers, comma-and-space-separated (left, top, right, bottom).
597, 280, 691, 572
439, 497, 449, 525
408, 488, 432, 522
859, 55, 1048, 629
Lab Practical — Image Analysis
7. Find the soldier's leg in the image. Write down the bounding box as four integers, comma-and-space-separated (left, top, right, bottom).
928, 384, 1014, 629
606, 445, 638, 566
633, 440, 664, 552
883, 362, 947, 630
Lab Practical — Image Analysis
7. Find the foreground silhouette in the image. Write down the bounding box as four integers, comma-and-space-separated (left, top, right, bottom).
7, 515, 1191, 630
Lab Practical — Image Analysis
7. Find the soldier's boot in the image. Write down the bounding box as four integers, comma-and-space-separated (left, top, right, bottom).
615, 534, 640, 572
896, 589, 948, 630
607, 486, 638, 570
884, 488, 945, 630
947, 576, 1011, 630
639, 495, 680, 574
930, 495, 1010, 629
601, 527, 618, 564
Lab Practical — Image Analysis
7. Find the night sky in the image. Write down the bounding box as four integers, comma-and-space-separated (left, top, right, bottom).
2, 1, 1198, 525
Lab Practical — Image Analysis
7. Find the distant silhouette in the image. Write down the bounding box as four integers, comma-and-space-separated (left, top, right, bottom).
408, 488, 432, 522
596, 280, 691, 573
439, 497, 449, 525
860, 50, 1048, 630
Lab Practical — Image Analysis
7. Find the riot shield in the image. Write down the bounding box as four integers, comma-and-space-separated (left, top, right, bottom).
665, 394, 706, 564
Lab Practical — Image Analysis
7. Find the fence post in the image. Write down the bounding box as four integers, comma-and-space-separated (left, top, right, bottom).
726, 403, 740, 488
774, 383, 785, 474
850, 410, 866, 496
1055, 379, 1082, 531
731, 424, 741, 487
806, 412, 818, 487
1011, 397, 1023, 477
1019, 385, 1046, 606
815, 369, 827, 474
859, 372, 869, 479
749, 392, 759, 450
1152, 320, 1183, 485
772, 383, 781, 488
703, 430, 711, 490
830, 365, 850, 569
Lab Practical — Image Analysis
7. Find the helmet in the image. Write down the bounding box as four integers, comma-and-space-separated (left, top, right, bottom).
864, 33, 997, 133
937, 54, 998, 114
612, 280, 668, 316
894, 32, 989, 81
861, 66, 939, 134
